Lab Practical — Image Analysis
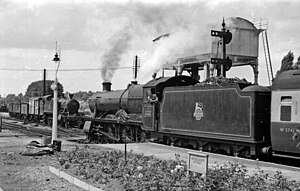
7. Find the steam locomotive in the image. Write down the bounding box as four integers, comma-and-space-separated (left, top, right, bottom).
83, 70, 300, 160
8, 95, 82, 128
82, 17, 300, 160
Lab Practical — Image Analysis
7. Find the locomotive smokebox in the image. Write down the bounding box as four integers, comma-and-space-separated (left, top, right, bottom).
102, 82, 112, 92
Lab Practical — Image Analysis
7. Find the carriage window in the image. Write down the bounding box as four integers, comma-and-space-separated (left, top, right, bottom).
280, 96, 292, 121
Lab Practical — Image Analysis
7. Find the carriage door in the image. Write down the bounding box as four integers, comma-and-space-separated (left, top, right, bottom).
34, 99, 40, 116
142, 88, 158, 131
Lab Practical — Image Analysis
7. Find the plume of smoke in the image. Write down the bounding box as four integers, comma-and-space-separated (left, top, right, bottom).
101, 30, 131, 82
98, 2, 217, 81
126, 3, 216, 79
139, 24, 211, 78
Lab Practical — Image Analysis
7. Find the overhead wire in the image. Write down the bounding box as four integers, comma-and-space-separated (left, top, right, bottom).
0, 66, 132, 72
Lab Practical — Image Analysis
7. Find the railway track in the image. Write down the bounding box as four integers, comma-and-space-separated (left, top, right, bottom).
0, 118, 85, 138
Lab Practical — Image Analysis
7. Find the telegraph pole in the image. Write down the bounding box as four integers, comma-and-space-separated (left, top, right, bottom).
43, 69, 46, 96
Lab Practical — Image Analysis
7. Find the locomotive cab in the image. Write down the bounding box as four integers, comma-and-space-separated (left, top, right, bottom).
142, 75, 199, 132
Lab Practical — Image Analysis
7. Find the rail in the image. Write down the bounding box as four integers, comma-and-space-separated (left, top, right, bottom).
2, 120, 52, 137
1, 119, 85, 138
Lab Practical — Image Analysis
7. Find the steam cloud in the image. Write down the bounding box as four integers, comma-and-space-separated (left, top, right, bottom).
96, 2, 231, 82
97, 2, 217, 81
101, 31, 131, 82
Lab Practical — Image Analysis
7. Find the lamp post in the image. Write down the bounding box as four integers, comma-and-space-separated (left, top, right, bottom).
51, 52, 60, 143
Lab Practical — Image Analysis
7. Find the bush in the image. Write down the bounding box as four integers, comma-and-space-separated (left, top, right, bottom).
292, 132, 300, 150
58, 146, 300, 191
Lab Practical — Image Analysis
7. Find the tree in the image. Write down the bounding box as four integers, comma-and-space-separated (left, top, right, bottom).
280, 51, 294, 72
25, 80, 64, 97
5, 94, 19, 103
73, 91, 94, 101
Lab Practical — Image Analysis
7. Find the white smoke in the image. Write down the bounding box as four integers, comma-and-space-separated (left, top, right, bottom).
97, 2, 216, 81
140, 27, 211, 78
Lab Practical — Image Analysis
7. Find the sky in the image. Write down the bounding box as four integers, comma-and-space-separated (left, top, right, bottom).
0, 0, 300, 96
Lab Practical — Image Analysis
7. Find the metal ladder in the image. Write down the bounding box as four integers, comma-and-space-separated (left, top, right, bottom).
254, 18, 274, 85
262, 30, 274, 85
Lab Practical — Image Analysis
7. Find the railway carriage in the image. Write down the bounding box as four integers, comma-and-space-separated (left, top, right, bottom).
42, 95, 55, 125
20, 102, 29, 120
8, 103, 14, 117
8, 95, 68, 124
12, 103, 21, 118
271, 70, 300, 159
0, 105, 8, 112
28, 97, 43, 121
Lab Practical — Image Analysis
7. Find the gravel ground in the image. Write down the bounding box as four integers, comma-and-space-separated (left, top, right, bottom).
0, 130, 85, 191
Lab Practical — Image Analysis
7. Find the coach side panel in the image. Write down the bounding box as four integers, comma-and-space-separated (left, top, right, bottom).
271, 90, 300, 155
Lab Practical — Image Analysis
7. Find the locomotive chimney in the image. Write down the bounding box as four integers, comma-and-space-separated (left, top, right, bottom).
131, 81, 138, 85
102, 82, 112, 92
152, 73, 157, 79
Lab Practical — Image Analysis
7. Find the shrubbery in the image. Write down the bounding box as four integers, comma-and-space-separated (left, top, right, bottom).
57, 146, 300, 191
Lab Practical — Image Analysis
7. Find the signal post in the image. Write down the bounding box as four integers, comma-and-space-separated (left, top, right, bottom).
211, 18, 233, 77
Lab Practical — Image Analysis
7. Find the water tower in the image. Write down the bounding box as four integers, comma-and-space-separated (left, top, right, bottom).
163, 17, 270, 84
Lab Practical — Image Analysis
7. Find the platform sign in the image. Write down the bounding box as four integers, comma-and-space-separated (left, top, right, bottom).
187, 152, 208, 176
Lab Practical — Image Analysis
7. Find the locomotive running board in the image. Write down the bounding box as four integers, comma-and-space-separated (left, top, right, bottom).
272, 153, 300, 160
97, 129, 134, 143
84, 117, 142, 126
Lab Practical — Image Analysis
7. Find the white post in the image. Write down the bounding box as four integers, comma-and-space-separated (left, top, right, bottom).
51, 51, 60, 144
51, 80, 58, 143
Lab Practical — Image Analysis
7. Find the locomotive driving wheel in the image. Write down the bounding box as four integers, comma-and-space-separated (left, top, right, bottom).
135, 128, 146, 143
98, 134, 109, 144
64, 120, 69, 128
126, 126, 135, 142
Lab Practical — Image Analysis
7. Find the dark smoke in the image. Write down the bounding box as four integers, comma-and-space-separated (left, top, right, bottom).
101, 30, 132, 82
